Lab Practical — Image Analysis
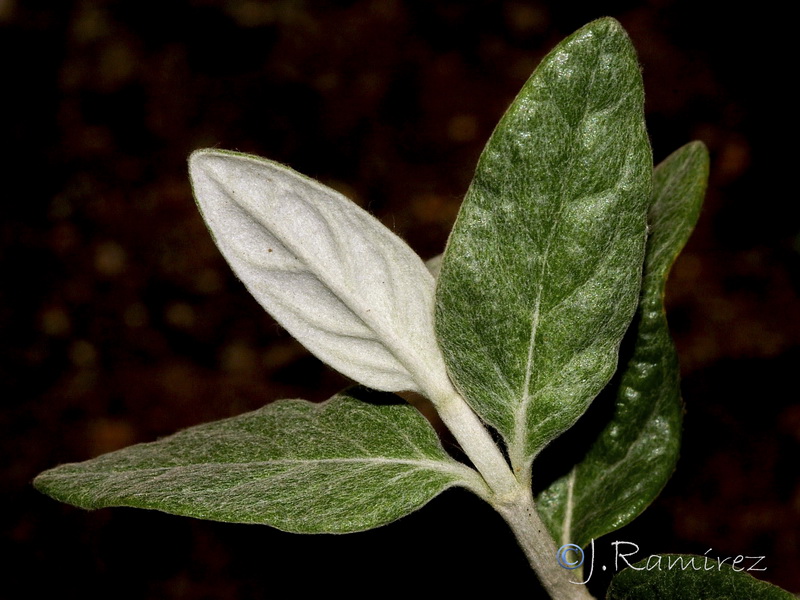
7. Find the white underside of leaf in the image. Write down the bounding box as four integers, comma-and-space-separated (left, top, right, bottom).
190, 150, 453, 399
425, 253, 443, 278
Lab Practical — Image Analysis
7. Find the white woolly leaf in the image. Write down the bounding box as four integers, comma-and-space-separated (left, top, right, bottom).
190, 150, 452, 397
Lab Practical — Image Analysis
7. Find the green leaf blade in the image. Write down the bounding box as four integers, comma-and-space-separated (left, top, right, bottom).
607, 554, 795, 599
34, 388, 484, 533
537, 142, 709, 548
435, 17, 652, 476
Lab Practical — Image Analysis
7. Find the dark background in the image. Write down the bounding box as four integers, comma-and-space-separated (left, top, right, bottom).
3, 1, 798, 597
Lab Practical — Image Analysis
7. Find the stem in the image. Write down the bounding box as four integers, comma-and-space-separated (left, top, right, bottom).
426, 381, 595, 598
433, 391, 519, 499
395, 338, 517, 497
418, 366, 594, 597
495, 487, 596, 600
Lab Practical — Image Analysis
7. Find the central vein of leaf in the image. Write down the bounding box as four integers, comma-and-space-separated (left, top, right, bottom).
516, 288, 542, 468
510, 51, 604, 470
562, 468, 576, 545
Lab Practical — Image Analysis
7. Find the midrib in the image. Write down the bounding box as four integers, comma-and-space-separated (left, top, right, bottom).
510, 41, 606, 470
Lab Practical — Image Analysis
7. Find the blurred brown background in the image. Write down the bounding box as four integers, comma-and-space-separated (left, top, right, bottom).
3, 0, 798, 597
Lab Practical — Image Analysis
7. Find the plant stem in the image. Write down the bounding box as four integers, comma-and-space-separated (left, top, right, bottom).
429, 384, 595, 599
432, 389, 520, 500
495, 487, 596, 600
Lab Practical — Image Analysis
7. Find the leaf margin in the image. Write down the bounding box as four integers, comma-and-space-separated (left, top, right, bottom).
434, 16, 653, 480
536, 141, 710, 548
34, 387, 488, 534
189, 149, 454, 401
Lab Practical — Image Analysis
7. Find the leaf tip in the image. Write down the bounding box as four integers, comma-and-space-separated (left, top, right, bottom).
32, 471, 47, 494
590, 16, 623, 28
188, 148, 228, 185
189, 146, 216, 168
32, 467, 68, 506
581, 16, 627, 38
685, 139, 711, 166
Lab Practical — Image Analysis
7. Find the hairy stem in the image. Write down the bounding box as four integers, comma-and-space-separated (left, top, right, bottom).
495, 487, 596, 600
432, 389, 519, 499
428, 383, 596, 598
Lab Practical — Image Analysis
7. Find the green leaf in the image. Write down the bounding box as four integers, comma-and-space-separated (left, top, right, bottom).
536, 142, 709, 548
34, 388, 486, 533
607, 554, 795, 599
435, 17, 652, 479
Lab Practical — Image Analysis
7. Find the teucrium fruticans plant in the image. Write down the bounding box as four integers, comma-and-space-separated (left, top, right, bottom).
34, 18, 794, 599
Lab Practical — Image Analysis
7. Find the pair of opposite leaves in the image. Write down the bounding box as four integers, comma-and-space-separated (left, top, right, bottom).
35, 18, 706, 544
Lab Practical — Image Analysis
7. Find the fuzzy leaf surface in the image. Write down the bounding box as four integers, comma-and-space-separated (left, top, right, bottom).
34, 388, 485, 533
607, 555, 795, 599
537, 142, 709, 548
190, 150, 451, 398
435, 18, 652, 475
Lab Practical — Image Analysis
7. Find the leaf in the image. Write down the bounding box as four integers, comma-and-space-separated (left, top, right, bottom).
34, 388, 486, 533
536, 142, 709, 548
190, 150, 452, 398
607, 554, 795, 599
426, 253, 444, 278
435, 18, 652, 478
